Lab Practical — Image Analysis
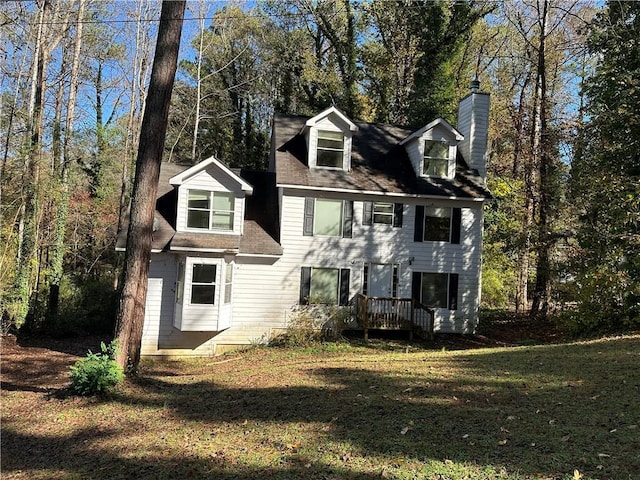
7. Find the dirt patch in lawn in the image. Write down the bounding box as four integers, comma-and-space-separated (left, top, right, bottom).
1, 335, 109, 393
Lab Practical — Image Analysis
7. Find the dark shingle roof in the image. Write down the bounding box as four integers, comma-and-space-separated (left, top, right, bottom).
272, 113, 491, 199
116, 163, 282, 256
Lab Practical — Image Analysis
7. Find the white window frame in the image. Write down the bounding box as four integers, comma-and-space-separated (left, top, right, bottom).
189, 262, 218, 305
224, 263, 233, 304
186, 189, 235, 232
314, 198, 343, 237
423, 206, 452, 242
373, 202, 394, 225
316, 129, 345, 169
310, 267, 340, 305
422, 139, 453, 178
176, 261, 185, 304
420, 272, 449, 309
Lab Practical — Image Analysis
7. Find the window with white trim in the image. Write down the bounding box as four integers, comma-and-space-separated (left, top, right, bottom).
373, 202, 394, 225
176, 262, 185, 304
424, 207, 451, 242
317, 130, 345, 168
190, 263, 217, 305
423, 140, 451, 177
187, 189, 235, 231
310, 268, 340, 304
300, 267, 350, 305
412, 271, 458, 310
420, 272, 449, 308
363, 202, 403, 228
314, 198, 343, 236
224, 263, 233, 304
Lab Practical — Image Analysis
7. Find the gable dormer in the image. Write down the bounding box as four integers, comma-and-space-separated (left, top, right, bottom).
170, 156, 253, 235
301, 107, 358, 171
399, 118, 464, 180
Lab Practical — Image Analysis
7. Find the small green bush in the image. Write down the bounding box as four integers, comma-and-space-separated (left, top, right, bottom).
69, 340, 124, 396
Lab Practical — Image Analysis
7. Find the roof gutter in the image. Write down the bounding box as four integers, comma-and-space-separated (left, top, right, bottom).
276, 183, 488, 202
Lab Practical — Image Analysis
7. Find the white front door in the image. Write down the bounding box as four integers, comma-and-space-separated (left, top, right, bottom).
369, 263, 393, 297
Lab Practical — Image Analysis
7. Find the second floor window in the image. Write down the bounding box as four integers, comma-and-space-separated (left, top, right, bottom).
317, 130, 344, 168
373, 202, 394, 225
424, 207, 451, 242
304, 197, 353, 238
187, 190, 235, 231
414, 205, 461, 244
314, 198, 343, 236
423, 140, 450, 177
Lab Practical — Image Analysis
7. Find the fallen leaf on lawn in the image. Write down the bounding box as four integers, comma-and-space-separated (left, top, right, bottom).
564, 380, 583, 388
400, 427, 410, 435
561, 435, 570, 442
462, 434, 470, 439
597, 453, 611, 458
573, 469, 583, 480
609, 428, 617, 433
549, 419, 557, 425
498, 439, 508, 446
403, 388, 412, 393
506, 415, 516, 421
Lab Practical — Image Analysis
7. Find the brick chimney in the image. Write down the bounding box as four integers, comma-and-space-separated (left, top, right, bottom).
457, 79, 490, 180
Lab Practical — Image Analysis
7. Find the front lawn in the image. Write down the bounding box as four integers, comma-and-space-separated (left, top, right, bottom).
2, 335, 639, 479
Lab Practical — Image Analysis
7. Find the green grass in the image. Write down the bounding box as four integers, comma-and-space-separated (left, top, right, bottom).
2, 336, 640, 479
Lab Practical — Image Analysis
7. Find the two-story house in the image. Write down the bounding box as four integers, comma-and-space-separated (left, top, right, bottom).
117, 81, 491, 356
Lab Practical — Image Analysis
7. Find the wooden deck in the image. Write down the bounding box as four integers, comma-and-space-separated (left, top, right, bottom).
355, 293, 435, 341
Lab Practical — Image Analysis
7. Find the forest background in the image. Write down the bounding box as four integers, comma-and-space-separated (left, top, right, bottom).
1, 0, 638, 337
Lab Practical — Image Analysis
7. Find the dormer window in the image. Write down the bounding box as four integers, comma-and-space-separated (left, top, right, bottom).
302, 107, 357, 171
423, 140, 451, 177
399, 118, 462, 180
187, 189, 235, 231
317, 130, 345, 168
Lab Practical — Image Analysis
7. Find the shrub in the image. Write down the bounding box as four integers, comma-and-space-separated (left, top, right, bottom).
271, 303, 353, 347
69, 340, 124, 396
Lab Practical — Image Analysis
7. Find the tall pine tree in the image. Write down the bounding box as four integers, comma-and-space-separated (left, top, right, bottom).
570, 1, 640, 332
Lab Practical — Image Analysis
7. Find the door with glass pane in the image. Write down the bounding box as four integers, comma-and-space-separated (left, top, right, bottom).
369, 264, 393, 297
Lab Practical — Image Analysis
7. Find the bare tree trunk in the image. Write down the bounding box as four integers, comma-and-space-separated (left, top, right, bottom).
191, 3, 206, 163
530, 0, 551, 318
12, 0, 50, 328
47, 0, 86, 324
115, 0, 185, 371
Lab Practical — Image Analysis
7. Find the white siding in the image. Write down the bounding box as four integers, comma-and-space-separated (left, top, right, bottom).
142, 189, 485, 355
278, 192, 483, 334
143, 254, 224, 356
457, 92, 490, 179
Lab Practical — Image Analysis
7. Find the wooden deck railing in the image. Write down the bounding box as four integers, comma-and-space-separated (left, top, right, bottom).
355, 293, 435, 341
